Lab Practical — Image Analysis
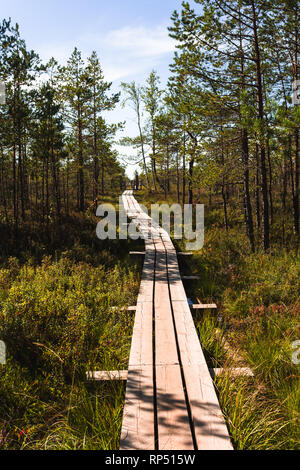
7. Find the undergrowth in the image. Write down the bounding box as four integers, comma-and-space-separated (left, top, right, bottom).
0, 203, 141, 450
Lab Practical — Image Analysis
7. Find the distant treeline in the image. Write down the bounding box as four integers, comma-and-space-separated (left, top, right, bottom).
0, 0, 299, 254
0, 19, 126, 231
122, 0, 299, 252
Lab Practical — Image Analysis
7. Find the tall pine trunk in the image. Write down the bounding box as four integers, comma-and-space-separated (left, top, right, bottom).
78, 112, 84, 212
293, 14, 299, 236
242, 129, 255, 252
251, 0, 269, 250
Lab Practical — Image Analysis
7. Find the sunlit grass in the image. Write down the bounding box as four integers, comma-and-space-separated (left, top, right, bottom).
0, 215, 141, 449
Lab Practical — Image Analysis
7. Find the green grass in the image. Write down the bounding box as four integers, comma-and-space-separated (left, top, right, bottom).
189, 225, 300, 449
0, 200, 143, 450
0, 255, 139, 449
196, 314, 227, 367
216, 374, 292, 450
195, 309, 299, 449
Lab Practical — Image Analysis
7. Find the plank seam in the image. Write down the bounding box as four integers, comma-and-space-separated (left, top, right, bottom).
163, 236, 198, 450
152, 245, 159, 450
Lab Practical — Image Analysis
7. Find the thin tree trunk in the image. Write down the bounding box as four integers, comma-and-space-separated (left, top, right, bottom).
242, 129, 255, 252
238, 15, 255, 252
255, 142, 261, 230
293, 13, 299, 235
222, 179, 229, 231
101, 156, 105, 195
176, 151, 180, 203
188, 157, 194, 205
294, 127, 299, 235
77, 95, 84, 211
137, 106, 150, 191
251, 0, 269, 250
12, 143, 18, 231
182, 131, 186, 204
267, 140, 274, 225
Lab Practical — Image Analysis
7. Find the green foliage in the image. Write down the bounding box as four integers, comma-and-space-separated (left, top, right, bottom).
216, 374, 294, 450
188, 214, 300, 450
222, 252, 300, 319
0, 220, 140, 449
0, 257, 136, 372
215, 311, 300, 450
196, 315, 226, 367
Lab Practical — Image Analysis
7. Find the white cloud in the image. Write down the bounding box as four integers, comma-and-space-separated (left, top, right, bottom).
102, 63, 144, 82
82, 24, 177, 81
37, 43, 74, 64
36, 25, 176, 82
104, 25, 175, 58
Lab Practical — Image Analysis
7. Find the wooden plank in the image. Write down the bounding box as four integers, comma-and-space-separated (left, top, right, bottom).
120, 304, 154, 449
127, 301, 153, 368
154, 238, 193, 449
120, 198, 155, 450
86, 367, 253, 382
211, 367, 254, 378
127, 306, 137, 312
139, 252, 155, 303
166, 251, 187, 302
87, 367, 254, 382
110, 306, 136, 312
163, 237, 232, 449
121, 191, 233, 451
155, 364, 193, 450
171, 299, 233, 450
182, 276, 201, 280
171, 300, 207, 366
120, 366, 155, 450
129, 251, 146, 256
154, 247, 179, 367
192, 304, 217, 310
86, 370, 128, 381
182, 364, 233, 450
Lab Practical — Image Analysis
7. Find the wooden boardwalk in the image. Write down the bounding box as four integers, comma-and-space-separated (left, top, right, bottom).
120, 190, 233, 451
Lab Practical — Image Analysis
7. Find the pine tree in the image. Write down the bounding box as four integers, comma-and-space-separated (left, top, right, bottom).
60, 48, 90, 212
86, 51, 119, 204
142, 71, 164, 191
120, 81, 150, 190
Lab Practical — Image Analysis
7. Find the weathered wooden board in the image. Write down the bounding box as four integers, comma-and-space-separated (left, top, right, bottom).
86, 367, 253, 382
120, 366, 155, 450
153, 238, 193, 449
120, 191, 233, 451
170, 300, 233, 450
182, 276, 201, 280
87, 370, 128, 381
211, 367, 254, 378
155, 364, 194, 450
192, 304, 217, 310
120, 198, 155, 450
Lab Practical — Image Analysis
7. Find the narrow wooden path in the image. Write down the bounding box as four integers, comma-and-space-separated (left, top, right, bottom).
120, 190, 233, 451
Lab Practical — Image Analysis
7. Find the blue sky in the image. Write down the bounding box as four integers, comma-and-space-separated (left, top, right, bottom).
1, 0, 186, 177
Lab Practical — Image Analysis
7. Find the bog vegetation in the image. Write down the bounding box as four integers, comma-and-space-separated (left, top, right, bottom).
0, 0, 299, 450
